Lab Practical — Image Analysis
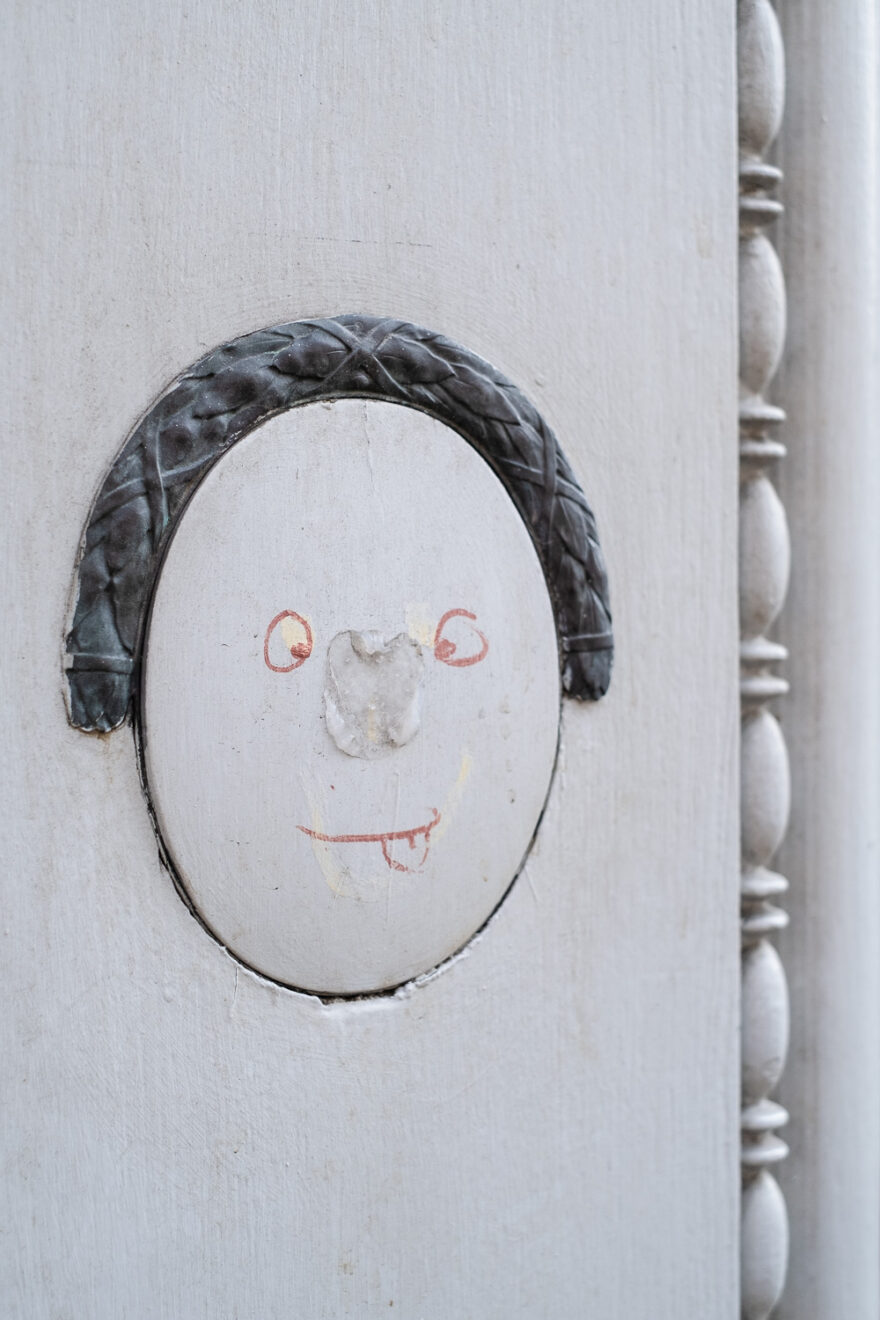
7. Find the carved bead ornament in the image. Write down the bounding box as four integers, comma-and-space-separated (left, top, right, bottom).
738, 2, 791, 1316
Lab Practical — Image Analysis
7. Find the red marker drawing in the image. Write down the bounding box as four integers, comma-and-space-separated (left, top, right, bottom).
298, 807, 441, 873
264, 610, 313, 672
433, 608, 489, 667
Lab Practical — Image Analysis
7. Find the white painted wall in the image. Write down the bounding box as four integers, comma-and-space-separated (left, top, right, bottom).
1, 3, 739, 1315
774, 2, 880, 1314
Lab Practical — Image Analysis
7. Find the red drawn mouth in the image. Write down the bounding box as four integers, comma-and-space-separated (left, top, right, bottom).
298, 807, 441, 873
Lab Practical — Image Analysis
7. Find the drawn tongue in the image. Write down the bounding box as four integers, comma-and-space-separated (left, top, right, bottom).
381, 830, 430, 873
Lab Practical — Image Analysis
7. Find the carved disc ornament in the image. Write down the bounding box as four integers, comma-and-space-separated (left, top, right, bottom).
64, 316, 613, 996
65, 316, 613, 732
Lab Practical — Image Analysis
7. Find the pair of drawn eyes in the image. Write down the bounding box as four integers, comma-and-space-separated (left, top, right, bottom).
263, 608, 489, 674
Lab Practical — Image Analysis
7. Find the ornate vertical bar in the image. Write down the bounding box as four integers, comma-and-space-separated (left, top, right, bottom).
737, 3, 790, 1317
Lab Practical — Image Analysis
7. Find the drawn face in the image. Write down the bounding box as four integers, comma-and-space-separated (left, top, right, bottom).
143, 400, 560, 995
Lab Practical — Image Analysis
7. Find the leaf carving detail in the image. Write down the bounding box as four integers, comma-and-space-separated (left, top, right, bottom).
65, 315, 613, 731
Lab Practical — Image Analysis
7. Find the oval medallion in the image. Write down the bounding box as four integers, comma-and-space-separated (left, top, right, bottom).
142, 399, 560, 994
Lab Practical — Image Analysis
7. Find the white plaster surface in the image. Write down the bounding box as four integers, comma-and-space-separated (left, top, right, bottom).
144, 401, 560, 994
774, 2, 880, 1313
1, 2, 738, 1315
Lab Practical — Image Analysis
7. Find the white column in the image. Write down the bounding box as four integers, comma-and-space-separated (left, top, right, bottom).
774, 3, 880, 1316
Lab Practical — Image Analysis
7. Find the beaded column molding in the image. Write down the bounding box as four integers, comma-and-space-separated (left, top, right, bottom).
738, 3, 791, 1318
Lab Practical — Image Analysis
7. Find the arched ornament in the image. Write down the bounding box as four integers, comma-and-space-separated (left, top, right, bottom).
64, 315, 613, 732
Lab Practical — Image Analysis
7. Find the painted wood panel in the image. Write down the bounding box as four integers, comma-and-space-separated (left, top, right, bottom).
773, 2, 880, 1314
1, 2, 739, 1315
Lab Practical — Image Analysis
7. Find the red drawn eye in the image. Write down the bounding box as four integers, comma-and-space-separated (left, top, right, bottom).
264, 610, 314, 672
433, 608, 489, 668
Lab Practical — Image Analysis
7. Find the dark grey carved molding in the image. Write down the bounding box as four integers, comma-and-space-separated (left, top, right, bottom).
65, 315, 613, 732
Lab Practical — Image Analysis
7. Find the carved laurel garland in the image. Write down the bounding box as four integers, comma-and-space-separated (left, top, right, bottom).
64, 316, 613, 733
738, 3, 791, 1316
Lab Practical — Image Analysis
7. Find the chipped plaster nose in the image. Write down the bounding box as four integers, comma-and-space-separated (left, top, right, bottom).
324, 629, 425, 760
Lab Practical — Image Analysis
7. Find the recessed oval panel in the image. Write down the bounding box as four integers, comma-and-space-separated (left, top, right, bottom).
142, 398, 560, 995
